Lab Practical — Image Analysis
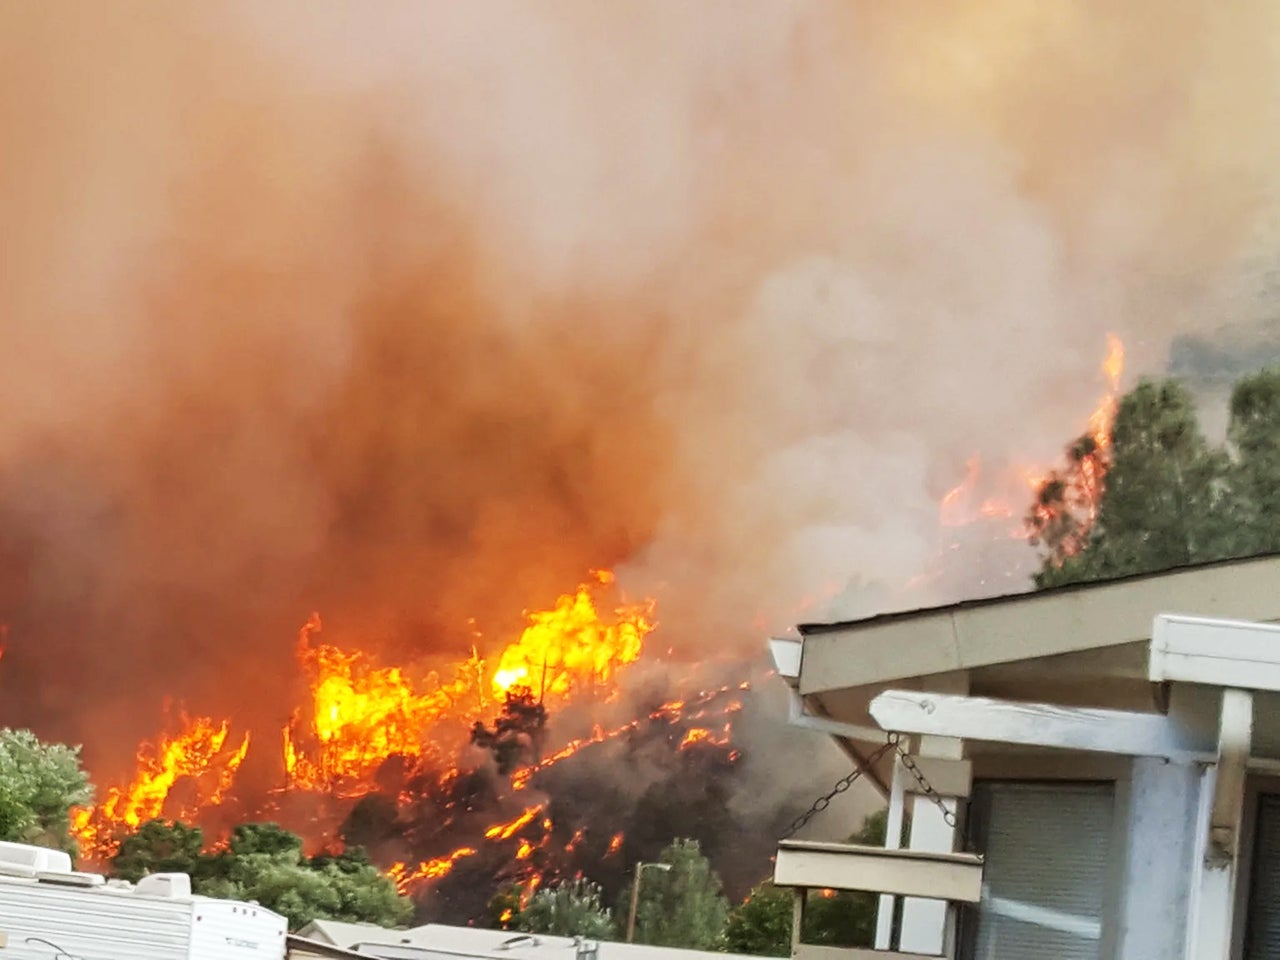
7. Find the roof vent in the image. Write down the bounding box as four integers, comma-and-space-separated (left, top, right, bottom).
135, 873, 192, 898
37, 870, 105, 888
0, 841, 72, 877
499, 935, 541, 950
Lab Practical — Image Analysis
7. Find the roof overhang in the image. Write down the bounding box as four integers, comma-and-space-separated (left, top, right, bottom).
795, 554, 1280, 696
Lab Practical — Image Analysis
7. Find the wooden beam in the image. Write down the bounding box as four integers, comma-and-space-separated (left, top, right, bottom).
774, 841, 983, 903
1151, 614, 1280, 691
869, 690, 1208, 761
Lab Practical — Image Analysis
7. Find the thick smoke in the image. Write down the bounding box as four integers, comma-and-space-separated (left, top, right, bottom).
2, 1, 1279, 796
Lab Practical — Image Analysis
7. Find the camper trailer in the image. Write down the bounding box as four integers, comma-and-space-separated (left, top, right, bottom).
0, 840, 288, 960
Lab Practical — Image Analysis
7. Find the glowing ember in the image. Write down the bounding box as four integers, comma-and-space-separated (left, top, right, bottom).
389, 847, 477, 892
485, 805, 544, 841
680, 728, 712, 748
606, 833, 624, 856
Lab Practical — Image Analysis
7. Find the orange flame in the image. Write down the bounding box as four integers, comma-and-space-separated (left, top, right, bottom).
485, 805, 544, 841
606, 832, 624, 856
492, 571, 655, 701
284, 574, 654, 795
72, 714, 250, 859
388, 847, 477, 892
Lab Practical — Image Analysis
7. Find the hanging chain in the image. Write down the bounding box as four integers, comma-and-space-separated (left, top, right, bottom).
782, 733, 965, 838
780, 734, 899, 839
895, 742, 958, 828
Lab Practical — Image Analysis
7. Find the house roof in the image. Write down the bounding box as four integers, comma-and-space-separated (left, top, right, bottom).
297, 919, 408, 948
793, 552, 1280, 695
289, 934, 370, 958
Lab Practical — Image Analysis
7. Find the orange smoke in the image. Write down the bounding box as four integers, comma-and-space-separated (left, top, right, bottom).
939, 333, 1126, 536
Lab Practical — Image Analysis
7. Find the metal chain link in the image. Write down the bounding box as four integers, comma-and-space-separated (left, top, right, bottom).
895, 742, 958, 828
780, 734, 899, 839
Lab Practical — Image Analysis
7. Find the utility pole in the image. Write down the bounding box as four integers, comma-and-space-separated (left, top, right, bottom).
626, 862, 672, 943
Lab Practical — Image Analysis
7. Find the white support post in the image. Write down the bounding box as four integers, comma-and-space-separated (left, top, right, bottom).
874, 757, 906, 950
1186, 688, 1253, 960
897, 734, 962, 955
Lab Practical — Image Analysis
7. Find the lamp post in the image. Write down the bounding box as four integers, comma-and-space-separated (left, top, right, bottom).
625, 862, 672, 943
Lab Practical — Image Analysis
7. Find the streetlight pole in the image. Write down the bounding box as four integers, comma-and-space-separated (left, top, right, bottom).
625, 862, 672, 943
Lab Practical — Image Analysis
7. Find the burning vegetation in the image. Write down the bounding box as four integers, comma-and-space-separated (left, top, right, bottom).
64, 573, 766, 920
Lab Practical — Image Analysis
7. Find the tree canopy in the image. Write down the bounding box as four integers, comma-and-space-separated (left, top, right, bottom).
630, 838, 730, 950
0, 728, 93, 856
1029, 369, 1280, 587
110, 819, 413, 931
510, 879, 615, 939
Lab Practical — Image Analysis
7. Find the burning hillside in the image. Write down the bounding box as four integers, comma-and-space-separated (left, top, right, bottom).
66, 573, 777, 918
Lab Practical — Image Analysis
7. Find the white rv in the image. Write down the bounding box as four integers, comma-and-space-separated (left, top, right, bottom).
0, 840, 288, 960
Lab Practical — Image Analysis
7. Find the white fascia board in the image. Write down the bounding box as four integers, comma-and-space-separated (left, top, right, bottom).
768, 637, 802, 684
799, 555, 1280, 695
1151, 614, 1280, 691
869, 689, 1212, 761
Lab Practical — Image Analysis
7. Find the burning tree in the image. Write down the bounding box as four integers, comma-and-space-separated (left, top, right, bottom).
1029, 377, 1237, 588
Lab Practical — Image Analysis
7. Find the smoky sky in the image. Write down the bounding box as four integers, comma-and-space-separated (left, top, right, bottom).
2, 1, 1280, 778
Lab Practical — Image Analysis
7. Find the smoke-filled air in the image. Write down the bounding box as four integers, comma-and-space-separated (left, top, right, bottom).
3, 0, 1280, 920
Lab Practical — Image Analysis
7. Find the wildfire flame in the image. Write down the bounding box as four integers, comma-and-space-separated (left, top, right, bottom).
71, 572, 673, 871
492, 571, 655, 701
284, 612, 482, 792
939, 333, 1125, 536
72, 714, 250, 856
388, 847, 478, 892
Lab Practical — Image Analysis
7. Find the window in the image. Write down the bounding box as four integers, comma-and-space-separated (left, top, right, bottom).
961, 782, 1116, 960
1245, 793, 1280, 958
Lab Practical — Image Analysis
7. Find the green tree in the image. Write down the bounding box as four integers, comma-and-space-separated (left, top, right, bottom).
112, 819, 205, 882
1034, 379, 1229, 587
0, 728, 93, 855
514, 879, 614, 939
628, 838, 729, 950
109, 820, 412, 931
726, 811, 888, 957
725, 882, 791, 957
488, 884, 524, 929
1227, 367, 1280, 553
